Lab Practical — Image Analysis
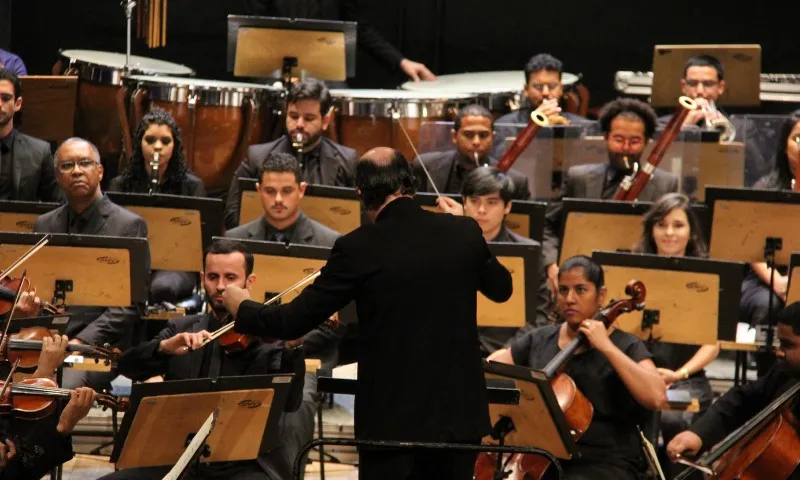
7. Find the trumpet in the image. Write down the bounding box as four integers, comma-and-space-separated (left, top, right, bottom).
701, 100, 736, 142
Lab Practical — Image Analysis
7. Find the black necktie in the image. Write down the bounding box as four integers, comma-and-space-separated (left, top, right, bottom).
270, 232, 286, 244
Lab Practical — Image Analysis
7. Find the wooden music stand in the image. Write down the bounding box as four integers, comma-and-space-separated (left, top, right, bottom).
110, 374, 293, 469
557, 199, 711, 265
592, 251, 743, 344
0, 232, 149, 307
226, 15, 356, 81
482, 360, 579, 460
0, 200, 59, 233
479, 243, 540, 328
237, 179, 362, 235
413, 192, 547, 243
651, 44, 761, 107
106, 192, 223, 272
16, 76, 77, 145
786, 253, 800, 306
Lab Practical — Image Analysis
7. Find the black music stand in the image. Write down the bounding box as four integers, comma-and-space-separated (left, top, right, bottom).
413, 192, 547, 244
706, 186, 800, 352
592, 251, 742, 344
482, 360, 579, 479
106, 192, 223, 273
557, 199, 710, 265
237, 179, 363, 235
226, 15, 357, 82
0, 200, 60, 232
0, 232, 149, 308
110, 374, 293, 470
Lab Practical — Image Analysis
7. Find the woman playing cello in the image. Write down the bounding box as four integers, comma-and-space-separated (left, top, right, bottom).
487, 255, 667, 479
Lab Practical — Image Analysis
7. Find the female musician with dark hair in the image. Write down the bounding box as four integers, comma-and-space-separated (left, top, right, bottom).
740, 110, 800, 377
109, 108, 205, 196
632, 192, 719, 478
109, 109, 205, 304
487, 255, 667, 480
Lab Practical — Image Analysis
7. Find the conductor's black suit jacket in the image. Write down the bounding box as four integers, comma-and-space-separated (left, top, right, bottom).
235, 196, 513, 442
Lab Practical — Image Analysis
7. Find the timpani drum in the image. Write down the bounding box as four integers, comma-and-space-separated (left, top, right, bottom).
328, 89, 477, 162
122, 75, 282, 196
400, 70, 580, 117
56, 50, 194, 182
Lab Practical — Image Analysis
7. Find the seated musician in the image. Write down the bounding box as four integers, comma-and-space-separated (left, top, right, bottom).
413, 104, 531, 199
666, 301, 800, 476
664, 55, 729, 133
225, 78, 359, 228
15, 137, 149, 391
739, 110, 800, 377
437, 166, 550, 352
493, 53, 593, 157
108, 108, 205, 305
98, 238, 296, 480
488, 255, 667, 480
0, 68, 63, 203
0, 335, 97, 479
0, 50, 26, 76
632, 193, 719, 477
541, 98, 679, 294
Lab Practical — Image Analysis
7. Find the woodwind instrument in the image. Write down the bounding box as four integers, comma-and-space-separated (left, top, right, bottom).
495, 110, 550, 172
612, 96, 697, 201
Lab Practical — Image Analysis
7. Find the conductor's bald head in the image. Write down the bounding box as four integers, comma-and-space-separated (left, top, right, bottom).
356, 147, 417, 212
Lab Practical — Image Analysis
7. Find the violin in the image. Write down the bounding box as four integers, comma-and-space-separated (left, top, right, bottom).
674, 380, 800, 480
0, 326, 121, 370
475, 280, 647, 480
0, 377, 129, 420
0, 269, 62, 317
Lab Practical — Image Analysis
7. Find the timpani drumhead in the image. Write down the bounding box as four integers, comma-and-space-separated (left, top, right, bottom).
400, 70, 579, 94
60, 49, 195, 76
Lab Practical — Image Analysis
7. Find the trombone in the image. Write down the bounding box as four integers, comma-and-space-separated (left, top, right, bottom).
702, 100, 736, 142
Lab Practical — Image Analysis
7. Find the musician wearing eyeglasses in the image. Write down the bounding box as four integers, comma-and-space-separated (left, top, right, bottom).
13, 137, 149, 392
666, 301, 800, 476
541, 99, 679, 295
98, 239, 296, 480
0, 68, 63, 203
225, 78, 359, 229
413, 104, 531, 200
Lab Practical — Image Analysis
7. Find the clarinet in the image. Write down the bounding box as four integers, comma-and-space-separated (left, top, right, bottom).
292, 133, 305, 170
149, 151, 160, 194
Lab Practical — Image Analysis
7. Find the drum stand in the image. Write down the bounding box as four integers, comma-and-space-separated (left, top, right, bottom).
121, 0, 137, 69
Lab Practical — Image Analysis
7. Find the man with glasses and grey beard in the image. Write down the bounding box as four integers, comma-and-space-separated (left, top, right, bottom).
14, 137, 149, 391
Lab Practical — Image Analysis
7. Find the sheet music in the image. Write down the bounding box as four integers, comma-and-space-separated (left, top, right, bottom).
162, 409, 218, 480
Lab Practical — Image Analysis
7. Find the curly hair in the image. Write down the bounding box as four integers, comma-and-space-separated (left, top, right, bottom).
117, 108, 188, 194
598, 98, 659, 140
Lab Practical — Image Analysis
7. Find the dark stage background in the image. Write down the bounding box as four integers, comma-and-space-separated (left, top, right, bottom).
4, 0, 798, 112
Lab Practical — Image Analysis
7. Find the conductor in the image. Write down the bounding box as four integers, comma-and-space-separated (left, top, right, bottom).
223, 147, 513, 479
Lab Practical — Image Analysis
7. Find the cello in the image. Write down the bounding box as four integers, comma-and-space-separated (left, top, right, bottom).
674, 380, 800, 480
475, 280, 646, 480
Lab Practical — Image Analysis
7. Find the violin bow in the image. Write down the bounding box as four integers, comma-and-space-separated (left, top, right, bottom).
0, 235, 51, 283
200, 270, 322, 346
0, 270, 29, 351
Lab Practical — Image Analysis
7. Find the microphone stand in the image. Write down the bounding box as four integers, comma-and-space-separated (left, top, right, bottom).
121, 0, 137, 70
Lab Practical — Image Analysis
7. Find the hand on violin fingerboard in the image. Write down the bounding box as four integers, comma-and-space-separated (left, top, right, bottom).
13, 290, 41, 318
0, 439, 16, 472
159, 331, 212, 355
32, 335, 70, 379
57, 388, 96, 435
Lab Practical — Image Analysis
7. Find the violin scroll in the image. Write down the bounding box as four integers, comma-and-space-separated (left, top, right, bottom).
96, 393, 130, 412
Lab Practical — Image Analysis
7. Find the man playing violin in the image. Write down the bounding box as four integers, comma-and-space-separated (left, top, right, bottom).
98, 238, 295, 480
222, 147, 513, 480
667, 301, 800, 477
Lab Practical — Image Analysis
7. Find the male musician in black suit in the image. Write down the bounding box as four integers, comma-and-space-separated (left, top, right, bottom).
541, 98, 679, 292
0, 68, 62, 203
413, 104, 531, 200
16, 137, 149, 391
222, 146, 513, 479
98, 238, 294, 480
493, 54, 594, 158
226, 152, 340, 247
666, 301, 800, 476
225, 78, 358, 228
242, 1, 435, 82
437, 166, 550, 355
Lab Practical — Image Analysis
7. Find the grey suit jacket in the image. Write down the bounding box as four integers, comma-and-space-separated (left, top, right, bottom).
412, 150, 531, 200
225, 211, 340, 248
34, 195, 150, 348
541, 162, 679, 266
224, 136, 358, 228
9, 131, 63, 203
